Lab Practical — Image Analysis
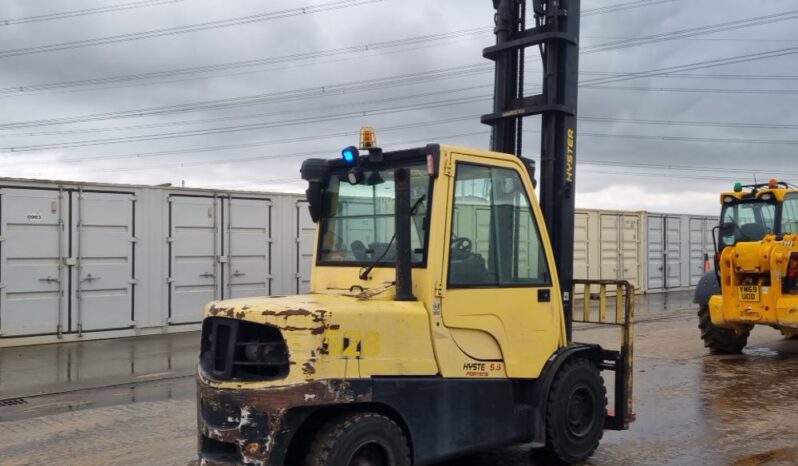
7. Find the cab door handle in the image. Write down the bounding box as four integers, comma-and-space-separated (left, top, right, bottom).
538, 289, 551, 302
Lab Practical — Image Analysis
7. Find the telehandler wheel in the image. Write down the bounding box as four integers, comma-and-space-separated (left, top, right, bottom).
698, 305, 749, 354
542, 358, 607, 465
306, 412, 411, 466
780, 329, 798, 340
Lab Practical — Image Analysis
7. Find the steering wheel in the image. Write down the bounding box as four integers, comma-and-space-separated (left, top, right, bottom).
451, 237, 473, 254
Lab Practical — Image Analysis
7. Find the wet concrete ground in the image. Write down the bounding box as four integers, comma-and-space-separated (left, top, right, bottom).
1, 291, 797, 466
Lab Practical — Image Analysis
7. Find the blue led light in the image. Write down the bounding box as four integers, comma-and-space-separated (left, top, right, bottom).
341, 146, 358, 164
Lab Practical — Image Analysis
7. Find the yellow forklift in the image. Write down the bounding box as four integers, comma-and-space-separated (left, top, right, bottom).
197, 1, 634, 465
695, 180, 798, 353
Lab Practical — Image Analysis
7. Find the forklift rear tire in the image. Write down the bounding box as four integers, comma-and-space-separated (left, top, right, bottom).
306, 412, 411, 466
542, 358, 607, 465
698, 305, 749, 354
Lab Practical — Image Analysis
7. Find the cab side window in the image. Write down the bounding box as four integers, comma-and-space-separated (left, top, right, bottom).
783, 194, 798, 234
448, 163, 551, 287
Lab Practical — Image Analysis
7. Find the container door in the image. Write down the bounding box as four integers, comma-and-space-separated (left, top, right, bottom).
224, 197, 272, 299
72, 191, 135, 332
168, 196, 221, 324
295, 201, 315, 294
600, 214, 620, 280
665, 217, 682, 288
573, 212, 589, 280
647, 216, 665, 290
0, 188, 66, 336
620, 214, 640, 288
689, 218, 706, 286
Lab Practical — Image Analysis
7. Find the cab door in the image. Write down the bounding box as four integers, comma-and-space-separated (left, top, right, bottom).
439, 153, 564, 378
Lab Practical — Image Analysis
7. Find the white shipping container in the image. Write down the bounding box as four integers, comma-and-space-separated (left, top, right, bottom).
0, 177, 305, 347
645, 213, 718, 292
572, 209, 646, 294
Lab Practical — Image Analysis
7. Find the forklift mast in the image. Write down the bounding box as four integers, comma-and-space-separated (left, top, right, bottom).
483, 0, 580, 340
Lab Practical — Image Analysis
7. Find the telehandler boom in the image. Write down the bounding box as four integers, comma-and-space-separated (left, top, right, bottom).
197, 2, 634, 465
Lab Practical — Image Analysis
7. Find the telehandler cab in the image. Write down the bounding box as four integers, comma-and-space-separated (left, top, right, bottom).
695, 179, 798, 354
197, 1, 634, 465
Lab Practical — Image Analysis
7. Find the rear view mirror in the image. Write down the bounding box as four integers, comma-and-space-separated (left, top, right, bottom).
300, 158, 330, 223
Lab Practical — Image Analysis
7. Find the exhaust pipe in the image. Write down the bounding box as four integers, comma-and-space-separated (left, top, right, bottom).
394, 168, 415, 301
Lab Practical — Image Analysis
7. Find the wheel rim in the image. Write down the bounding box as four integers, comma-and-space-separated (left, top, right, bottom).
347, 441, 389, 466
566, 384, 596, 438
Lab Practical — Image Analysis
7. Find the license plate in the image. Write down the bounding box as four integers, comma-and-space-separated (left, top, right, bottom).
738, 285, 760, 302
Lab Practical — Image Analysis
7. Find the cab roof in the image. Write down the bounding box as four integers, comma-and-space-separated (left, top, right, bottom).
720, 183, 798, 204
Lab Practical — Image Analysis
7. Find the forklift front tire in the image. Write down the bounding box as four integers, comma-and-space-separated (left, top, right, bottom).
306, 412, 411, 466
542, 358, 607, 465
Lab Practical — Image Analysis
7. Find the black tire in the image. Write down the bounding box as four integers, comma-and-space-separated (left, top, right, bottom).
306, 412, 411, 466
542, 358, 607, 465
698, 305, 749, 354
780, 328, 798, 340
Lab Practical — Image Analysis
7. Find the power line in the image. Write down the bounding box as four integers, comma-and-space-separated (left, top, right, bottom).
4, 80, 797, 140
0, 64, 491, 129
581, 70, 798, 81
0, 0, 187, 26
0, 84, 492, 138
4, 44, 795, 132
584, 35, 798, 43
586, 84, 798, 95
5, 8, 797, 97
7, 96, 798, 153
581, 45, 798, 86
0, 117, 479, 168
0, 0, 386, 59
579, 116, 798, 131
583, 0, 682, 16
0, 97, 488, 153
13, 126, 797, 185
0, 28, 489, 96
7, 84, 798, 154
581, 9, 798, 54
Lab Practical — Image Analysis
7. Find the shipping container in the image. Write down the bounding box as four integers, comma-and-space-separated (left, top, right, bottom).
644, 213, 718, 292
0, 177, 306, 347
572, 209, 646, 294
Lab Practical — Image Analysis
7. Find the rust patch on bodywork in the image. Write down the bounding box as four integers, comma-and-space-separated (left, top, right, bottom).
261, 308, 314, 318
302, 361, 316, 375
209, 305, 236, 317
198, 375, 372, 465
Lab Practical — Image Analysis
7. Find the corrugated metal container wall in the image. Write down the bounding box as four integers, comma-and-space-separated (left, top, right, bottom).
645, 213, 718, 292
572, 209, 646, 294
0, 178, 306, 347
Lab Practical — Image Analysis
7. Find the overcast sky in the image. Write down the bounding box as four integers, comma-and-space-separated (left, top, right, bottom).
0, 0, 796, 215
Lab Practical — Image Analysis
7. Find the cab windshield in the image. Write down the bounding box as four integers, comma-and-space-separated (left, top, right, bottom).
719, 200, 776, 249
318, 162, 431, 265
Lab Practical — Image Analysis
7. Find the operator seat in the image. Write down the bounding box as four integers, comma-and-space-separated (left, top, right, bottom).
738, 223, 768, 242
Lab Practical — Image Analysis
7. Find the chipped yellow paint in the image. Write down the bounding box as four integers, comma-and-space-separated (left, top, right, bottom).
203, 294, 439, 389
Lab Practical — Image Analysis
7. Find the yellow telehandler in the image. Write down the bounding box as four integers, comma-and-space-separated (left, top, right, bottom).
695, 179, 798, 353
